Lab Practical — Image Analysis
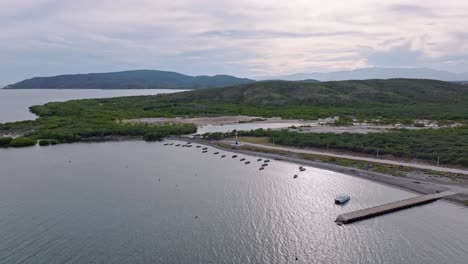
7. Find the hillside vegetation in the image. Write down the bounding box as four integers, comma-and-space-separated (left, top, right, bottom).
1, 78, 468, 166
4, 70, 254, 89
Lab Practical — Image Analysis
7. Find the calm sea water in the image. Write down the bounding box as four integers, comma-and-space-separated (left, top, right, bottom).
0, 89, 186, 123
0, 141, 467, 264
0, 90, 467, 263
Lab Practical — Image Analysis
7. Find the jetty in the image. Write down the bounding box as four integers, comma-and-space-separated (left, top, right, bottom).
335, 191, 455, 225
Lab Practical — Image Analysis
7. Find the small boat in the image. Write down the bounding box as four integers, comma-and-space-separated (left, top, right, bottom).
232, 155, 238, 158
264, 159, 270, 163
261, 163, 268, 167
221, 155, 226, 158
293, 175, 298, 179
245, 161, 251, 164
257, 158, 262, 161
214, 152, 219, 155
240, 158, 246, 161
259, 167, 264, 170
335, 194, 351, 205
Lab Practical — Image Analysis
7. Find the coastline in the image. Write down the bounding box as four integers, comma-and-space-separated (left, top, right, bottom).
174, 136, 468, 207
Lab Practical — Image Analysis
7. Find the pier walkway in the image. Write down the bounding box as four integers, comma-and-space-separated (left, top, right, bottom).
335, 191, 456, 225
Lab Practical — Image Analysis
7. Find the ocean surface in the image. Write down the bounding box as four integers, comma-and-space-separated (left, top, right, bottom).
0, 89, 185, 123
0, 90, 467, 263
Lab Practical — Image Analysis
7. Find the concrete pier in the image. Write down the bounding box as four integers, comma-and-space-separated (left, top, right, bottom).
335, 191, 455, 225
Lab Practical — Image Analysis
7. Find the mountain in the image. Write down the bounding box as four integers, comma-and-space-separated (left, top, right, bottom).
3, 70, 255, 89
256, 68, 468, 82
164, 79, 468, 106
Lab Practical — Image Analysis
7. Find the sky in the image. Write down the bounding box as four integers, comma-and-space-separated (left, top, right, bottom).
1, 0, 468, 83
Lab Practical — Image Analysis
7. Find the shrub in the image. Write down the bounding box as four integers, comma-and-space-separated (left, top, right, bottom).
0, 137, 13, 146
143, 132, 169, 141
39, 140, 51, 146
9, 138, 37, 147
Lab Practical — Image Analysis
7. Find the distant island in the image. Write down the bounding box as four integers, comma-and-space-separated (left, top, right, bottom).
3, 70, 255, 89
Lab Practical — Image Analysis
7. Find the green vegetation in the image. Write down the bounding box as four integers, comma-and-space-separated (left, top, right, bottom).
8, 138, 37, 147
1, 79, 467, 158
210, 127, 468, 167
4, 70, 254, 89
332, 116, 354, 126
38, 139, 58, 146
0, 137, 13, 146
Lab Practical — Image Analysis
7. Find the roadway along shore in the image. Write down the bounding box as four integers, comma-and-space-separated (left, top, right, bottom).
231, 142, 468, 176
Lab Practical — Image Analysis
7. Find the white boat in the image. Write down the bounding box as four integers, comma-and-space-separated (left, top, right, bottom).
335, 194, 350, 205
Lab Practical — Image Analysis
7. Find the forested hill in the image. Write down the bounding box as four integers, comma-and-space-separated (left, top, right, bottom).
163, 78, 468, 106
3, 70, 255, 89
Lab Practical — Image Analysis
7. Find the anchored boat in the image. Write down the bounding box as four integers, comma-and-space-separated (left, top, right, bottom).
335, 194, 351, 205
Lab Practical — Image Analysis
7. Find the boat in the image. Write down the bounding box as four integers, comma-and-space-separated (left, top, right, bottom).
202, 147, 208, 150
244, 161, 251, 164
264, 159, 270, 162
335, 194, 351, 205
293, 175, 298, 179
175, 144, 181, 147
214, 152, 219, 155
261, 163, 268, 167
240, 158, 246, 161
221, 155, 226, 158
259, 167, 264, 170
257, 158, 262, 161
232, 155, 238, 158
202, 150, 208, 153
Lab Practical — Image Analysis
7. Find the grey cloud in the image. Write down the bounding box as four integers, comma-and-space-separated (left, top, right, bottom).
386, 4, 435, 16
195, 30, 360, 39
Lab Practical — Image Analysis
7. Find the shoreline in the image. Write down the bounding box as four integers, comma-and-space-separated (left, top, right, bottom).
175, 137, 468, 207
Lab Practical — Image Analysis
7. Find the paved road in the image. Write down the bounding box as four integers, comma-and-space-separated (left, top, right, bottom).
235, 142, 468, 175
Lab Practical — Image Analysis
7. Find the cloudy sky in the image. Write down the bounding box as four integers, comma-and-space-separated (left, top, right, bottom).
1, 0, 468, 83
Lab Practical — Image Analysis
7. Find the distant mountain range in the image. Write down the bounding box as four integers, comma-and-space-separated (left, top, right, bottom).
4, 67, 468, 90
3, 70, 255, 89
256, 68, 468, 82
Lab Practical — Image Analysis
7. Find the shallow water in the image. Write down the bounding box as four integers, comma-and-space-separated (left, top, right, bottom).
0, 89, 185, 123
0, 141, 467, 263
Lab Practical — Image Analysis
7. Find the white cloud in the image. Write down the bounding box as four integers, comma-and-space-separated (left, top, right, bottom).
0, 0, 468, 83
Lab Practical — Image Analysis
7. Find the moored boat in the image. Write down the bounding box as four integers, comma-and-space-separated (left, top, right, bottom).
335, 194, 351, 205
